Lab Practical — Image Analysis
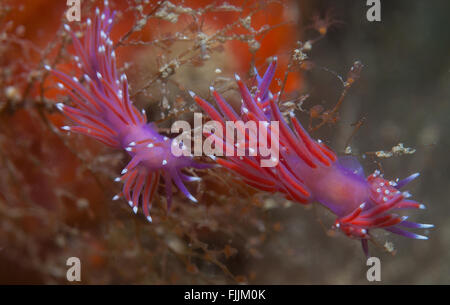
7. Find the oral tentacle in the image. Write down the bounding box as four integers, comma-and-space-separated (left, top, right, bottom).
396, 172, 420, 189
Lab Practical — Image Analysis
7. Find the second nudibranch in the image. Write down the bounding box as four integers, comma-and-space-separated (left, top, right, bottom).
191, 58, 433, 255
46, 5, 206, 222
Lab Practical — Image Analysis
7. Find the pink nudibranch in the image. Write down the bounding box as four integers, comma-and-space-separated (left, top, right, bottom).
191, 58, 433, 255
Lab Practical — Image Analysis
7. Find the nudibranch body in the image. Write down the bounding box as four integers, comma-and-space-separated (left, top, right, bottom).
46, 4, 205, 222
192, 58, 433, 254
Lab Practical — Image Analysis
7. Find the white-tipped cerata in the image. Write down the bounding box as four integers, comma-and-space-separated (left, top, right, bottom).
402, 191, 412, 198
56, 103, 65, 111
410, 172, 420, 180
188, 194, 198, 203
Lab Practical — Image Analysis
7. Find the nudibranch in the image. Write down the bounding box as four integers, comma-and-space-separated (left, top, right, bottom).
191, 58, 433, 255
46, 3, 206, 222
